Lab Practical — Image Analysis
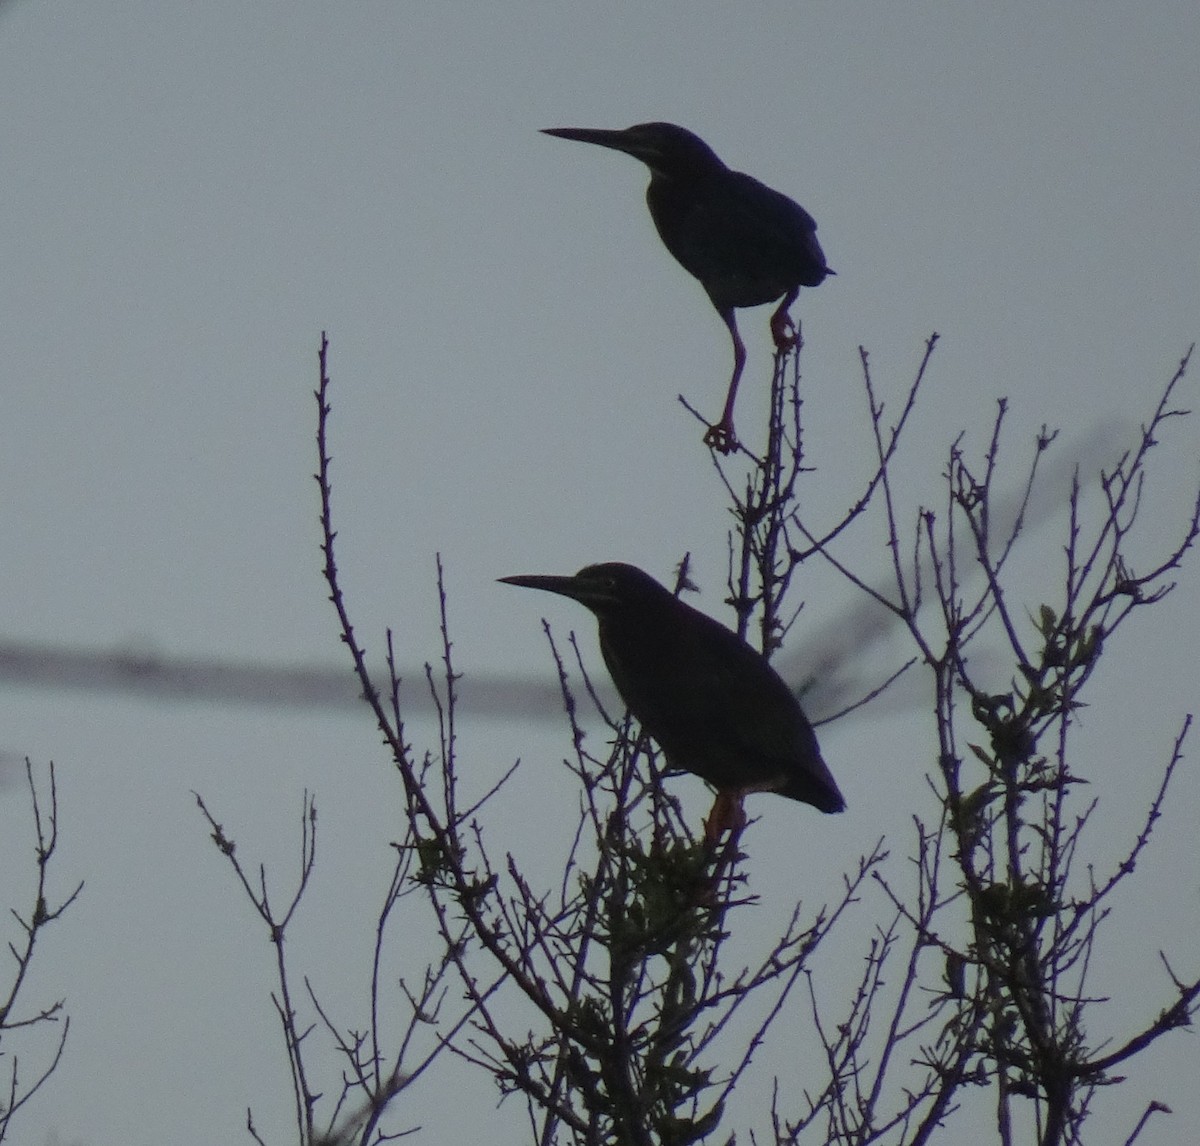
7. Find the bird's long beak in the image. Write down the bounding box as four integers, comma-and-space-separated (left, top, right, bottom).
500, 573, 583, 597
542, 126, 645, 159
500, 573, 605, 609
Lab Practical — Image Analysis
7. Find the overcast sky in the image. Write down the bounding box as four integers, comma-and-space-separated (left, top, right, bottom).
1, 4, 1198, 1144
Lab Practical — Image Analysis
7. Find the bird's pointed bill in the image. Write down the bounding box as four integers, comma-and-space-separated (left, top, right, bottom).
501, 568, 628, 614
542, 126, 628, 146
499, 573, 607, 608
541, 126, 656, 160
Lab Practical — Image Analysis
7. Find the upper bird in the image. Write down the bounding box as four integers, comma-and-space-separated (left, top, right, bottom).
500, 562, 844, 838
542, 122, 833, 453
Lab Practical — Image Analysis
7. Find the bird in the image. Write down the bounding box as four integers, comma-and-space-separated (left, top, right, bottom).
542, 122, 833, 453
499, 562, 844, 839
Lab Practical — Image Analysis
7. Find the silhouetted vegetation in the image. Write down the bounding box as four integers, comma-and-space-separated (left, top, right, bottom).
196, 334, 1199, 1146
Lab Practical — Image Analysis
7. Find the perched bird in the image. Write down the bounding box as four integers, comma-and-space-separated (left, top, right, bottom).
500, 562, 844, 838
542, 122, 833, 452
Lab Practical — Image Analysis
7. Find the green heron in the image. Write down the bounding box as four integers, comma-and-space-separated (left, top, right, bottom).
542, 122, 833, 452
500, 562, 844, 838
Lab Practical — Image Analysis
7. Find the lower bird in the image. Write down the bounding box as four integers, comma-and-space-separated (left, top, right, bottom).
500, 562, 844, 839
543, 122, 833, 453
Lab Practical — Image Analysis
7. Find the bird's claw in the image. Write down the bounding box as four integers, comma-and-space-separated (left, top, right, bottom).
703, 422, 739, 454
770, 313, 798, 352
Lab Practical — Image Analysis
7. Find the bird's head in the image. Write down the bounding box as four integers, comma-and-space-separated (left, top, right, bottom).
542, 123, 726, 179
500, 562, 674, 621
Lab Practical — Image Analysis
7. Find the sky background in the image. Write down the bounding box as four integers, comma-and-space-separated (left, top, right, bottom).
1, 3, 1198, 1144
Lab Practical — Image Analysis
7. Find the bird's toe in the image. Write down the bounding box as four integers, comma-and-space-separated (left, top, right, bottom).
703, 421, 739, 454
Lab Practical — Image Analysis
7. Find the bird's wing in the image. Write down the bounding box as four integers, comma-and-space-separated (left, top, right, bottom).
724, 171, 819, 234
718, 173, 829, 280
655, 171, 829, 304
604, 609, 824, 791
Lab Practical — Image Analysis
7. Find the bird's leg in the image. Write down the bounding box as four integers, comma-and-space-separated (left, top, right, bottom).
703, 790, 747, 843
703, 309, 745, 454
769, 288, 800, 351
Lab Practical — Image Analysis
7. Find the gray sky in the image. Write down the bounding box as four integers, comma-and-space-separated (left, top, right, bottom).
1, 3, 1198, 1144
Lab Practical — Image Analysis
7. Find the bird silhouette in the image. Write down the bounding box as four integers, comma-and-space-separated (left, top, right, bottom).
543, 122, 833, 452
500, 562, 844, 839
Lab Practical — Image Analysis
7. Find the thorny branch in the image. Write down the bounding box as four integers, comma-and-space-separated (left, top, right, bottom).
315, 334, 874, 1145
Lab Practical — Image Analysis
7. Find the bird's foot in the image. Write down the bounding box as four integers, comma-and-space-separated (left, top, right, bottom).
770, 312, 798, 352
703, 421, 739, 454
